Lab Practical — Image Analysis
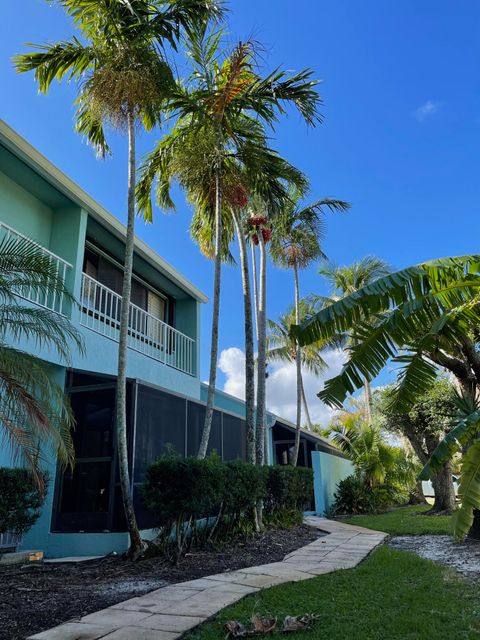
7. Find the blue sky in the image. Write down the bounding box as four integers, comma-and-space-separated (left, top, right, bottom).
2, 1, 480, 412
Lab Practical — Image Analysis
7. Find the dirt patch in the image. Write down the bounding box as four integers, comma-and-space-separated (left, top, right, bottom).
389, 535, 480, 578
1, 524, 321, 640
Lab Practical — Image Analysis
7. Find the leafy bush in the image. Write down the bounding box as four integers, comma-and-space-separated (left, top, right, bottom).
142, 455, 313, 561
0, 468, 45, 535
265, 466, 314, 526
332, 474, 406, 516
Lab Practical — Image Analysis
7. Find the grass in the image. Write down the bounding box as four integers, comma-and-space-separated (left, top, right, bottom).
186, 546, 479, 640
339, 504, 453, 535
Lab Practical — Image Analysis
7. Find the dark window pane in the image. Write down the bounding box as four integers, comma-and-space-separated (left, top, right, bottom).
133, 386, 186, 482
222, 414, 246, 461
70, 389, 115, 458
186, 402, 222, 457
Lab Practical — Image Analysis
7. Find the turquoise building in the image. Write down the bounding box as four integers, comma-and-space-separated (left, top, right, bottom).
0, 120, 347, 558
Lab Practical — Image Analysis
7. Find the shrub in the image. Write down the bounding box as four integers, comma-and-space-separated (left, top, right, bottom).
332, 474, 405, 516
0, 468, 45, 536
142, 456, 313, 561
265, 466, 314, 527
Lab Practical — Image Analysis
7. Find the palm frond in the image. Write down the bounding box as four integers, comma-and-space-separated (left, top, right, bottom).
453, 441, 480, 541
14, 39, 94, 93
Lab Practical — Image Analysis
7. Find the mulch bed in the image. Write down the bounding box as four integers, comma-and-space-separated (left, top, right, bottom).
1, 524, 321, 640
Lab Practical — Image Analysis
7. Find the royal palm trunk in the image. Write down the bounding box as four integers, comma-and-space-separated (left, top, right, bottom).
232, 209, 255, 463
291, 262, 302, 466
255, 231, 267, 465
116, 110, 143, 558
300, 375, 313, 430
198, 161, 223, 459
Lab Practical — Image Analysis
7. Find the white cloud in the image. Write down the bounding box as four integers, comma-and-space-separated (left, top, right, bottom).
414, 100, 442, 122
218, 346, 346, 427
218, 347, 247, 400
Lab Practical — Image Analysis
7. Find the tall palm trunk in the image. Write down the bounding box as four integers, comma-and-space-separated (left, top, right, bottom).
232, 209, 255, 463
291, 262, 302, 466
251, 242, 259, 342
300, 376, 313, 430
255, 231, 267, 465
198, 164, 222, 459
117, 110, 143, 558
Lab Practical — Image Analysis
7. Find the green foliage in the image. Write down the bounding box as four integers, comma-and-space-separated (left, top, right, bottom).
295, 254, 480, 410
264, 465, 314, 527
332, 474, 406, 516
142, 455, 313, 561
0, 468, 46, 535
14, 0, 223, 158
136, 21, 321, 225
266, 300, 328, 375
453, 441, 480, 541
325, 406, 418, 493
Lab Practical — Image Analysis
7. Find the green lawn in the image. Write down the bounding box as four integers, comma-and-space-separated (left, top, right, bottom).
339, 504, 452, 535
186, 546, 479, 640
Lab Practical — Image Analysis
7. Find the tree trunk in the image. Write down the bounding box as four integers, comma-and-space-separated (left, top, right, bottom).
364, 377, 372, 425
198, 166, 222, 459
251, 242, 259, 342
409, 480, 428, 505
255, 231, 267, 466
430, 459, 456, 513
232, 209, 255, 464
291, 262, 302, 467
117, 111, 143, 559
300, 375, 313, 430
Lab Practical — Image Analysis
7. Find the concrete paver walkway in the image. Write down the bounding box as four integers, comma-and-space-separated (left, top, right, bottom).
29, 518, 387, 640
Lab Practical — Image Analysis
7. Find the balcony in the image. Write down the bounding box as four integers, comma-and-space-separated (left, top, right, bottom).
0, 222, 71, 315
80, 273, 196, 376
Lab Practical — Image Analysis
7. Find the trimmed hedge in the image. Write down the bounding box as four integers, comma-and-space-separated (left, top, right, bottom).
142, 455, 313, 560
0, 468, 45, 536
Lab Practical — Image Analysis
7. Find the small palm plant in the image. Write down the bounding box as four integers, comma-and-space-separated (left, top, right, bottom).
266, 301, 328, 431
0, 235, 83, 490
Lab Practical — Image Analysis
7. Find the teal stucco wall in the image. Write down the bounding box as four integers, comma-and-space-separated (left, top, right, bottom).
312, 451, 354, 516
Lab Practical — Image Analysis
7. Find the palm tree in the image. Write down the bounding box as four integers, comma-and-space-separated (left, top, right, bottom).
269, 189, 349, 465
266, 301, 328, 431
137, 22, 322, 459
325, 406, 417, 491
15, 0, 220, 558
316, 256, 390, 424
0, 234, 83, 490
294, 253, 480, 538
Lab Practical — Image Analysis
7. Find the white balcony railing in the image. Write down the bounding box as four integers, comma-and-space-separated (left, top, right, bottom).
80, 273, 196, 376
0, 222, 72, 315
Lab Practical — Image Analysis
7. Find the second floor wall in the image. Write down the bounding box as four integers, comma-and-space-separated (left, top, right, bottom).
0, 122, 205, 395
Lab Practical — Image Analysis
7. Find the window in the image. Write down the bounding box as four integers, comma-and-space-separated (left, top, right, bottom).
186, 401, 222, 457
54, 386, 117, 532
133, 385, 186, 482
82, 245, 170, 327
